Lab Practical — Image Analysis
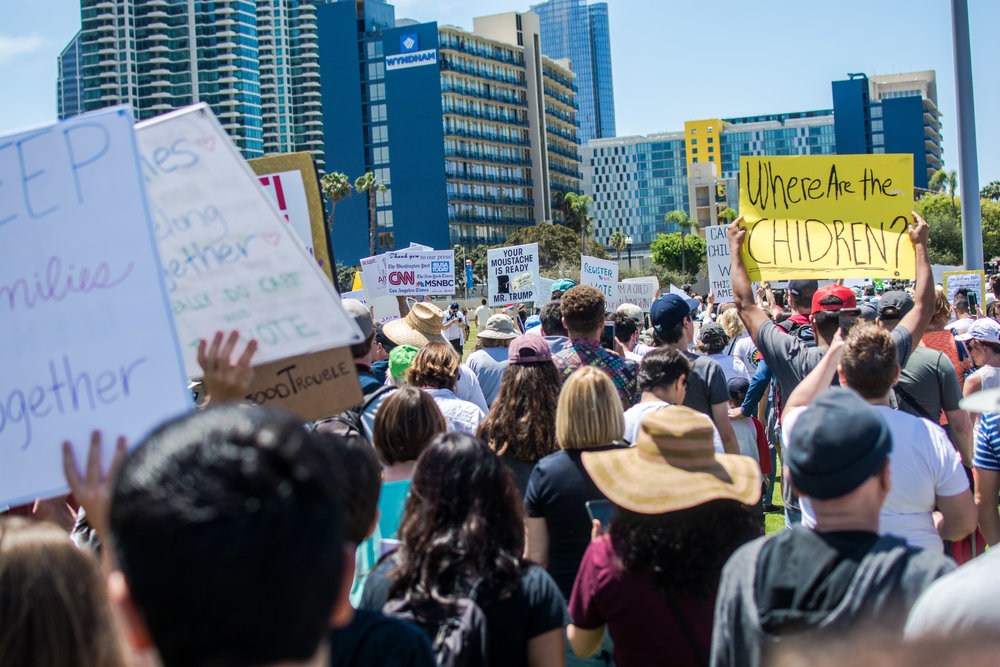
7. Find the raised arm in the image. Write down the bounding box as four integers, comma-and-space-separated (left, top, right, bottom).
727, 218, 769, 345
784, 331, 845, 412
897, 213, 933, 342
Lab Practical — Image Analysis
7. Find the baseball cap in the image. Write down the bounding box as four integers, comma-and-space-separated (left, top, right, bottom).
877, 290, 914, 320
955, 317, 1000, 344
787, 387, 892, 500
650, 294, 697, 334
811, 285, 857, 313
788, 280, 819, 297
342, 298, 374, 338
507, 334, 552, 364
700, 322, 727, 343
388, 344, 420, 379
727, 376, 750, 402
617, 302, 643, 324
450, 301, 460, 309
551, 278, 576, 296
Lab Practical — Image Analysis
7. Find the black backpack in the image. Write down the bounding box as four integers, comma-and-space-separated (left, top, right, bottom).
312, 385, 396, 441
777, 318, 816, 347
383, 587, 490, 667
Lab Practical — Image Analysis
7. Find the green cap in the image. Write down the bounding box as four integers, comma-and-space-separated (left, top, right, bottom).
389, 344, 420, 379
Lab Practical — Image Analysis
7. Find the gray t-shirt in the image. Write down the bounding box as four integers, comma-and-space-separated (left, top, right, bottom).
682, 352, 729, 417
905, 545, 1000, 639
466, 347, 510, 407
895, 344, 963, 423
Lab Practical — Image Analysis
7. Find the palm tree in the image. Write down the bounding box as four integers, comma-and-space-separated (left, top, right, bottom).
664, 209, 696, 274
608, 230, 627, 262
719, 207, 738, 224
320, 172, 352, 247
930, 169, 958, 219
354, 172, 388, 256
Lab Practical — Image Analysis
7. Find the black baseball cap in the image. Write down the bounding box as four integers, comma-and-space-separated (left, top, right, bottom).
787, 387, 892, 500
450, 301, 460, 309
788, 280, 819, 297
650, 294, 698, 334
877, 291, 914, 320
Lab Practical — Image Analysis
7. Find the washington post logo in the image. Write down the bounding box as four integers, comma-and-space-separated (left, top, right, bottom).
400, 33, 418, 53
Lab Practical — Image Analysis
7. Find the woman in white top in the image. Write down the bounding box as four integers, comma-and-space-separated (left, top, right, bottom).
958, 317, 1000, 432
407, 341, 485, 435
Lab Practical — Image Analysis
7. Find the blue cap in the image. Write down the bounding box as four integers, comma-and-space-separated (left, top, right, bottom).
649, 294, 696, 333
525, 314, 541, 329
551, 278, 576, 295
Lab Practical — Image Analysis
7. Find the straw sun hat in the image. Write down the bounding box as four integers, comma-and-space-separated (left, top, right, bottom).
382, 302, 447, 348
583, 405, 761, 514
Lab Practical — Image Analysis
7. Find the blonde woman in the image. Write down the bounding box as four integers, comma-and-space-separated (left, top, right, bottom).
719, 307, 759, 375
524, 366, 625, 604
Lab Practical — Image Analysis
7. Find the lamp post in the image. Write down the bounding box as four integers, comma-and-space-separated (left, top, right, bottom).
625, 236, 633, 270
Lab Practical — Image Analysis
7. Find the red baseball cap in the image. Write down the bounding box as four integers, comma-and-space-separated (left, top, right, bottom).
811, 285, 857, 313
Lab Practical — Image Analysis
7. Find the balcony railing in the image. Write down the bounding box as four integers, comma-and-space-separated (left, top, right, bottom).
438, 39, 525, 67
440, 59, 525, 87
445, 171, 534, 187
446, 192, 534, 207
444, 127, 530, 146
444, 148, 532, 167
442, 105, 529, 127
448, 212, 534, 226
442, 83, 528, 108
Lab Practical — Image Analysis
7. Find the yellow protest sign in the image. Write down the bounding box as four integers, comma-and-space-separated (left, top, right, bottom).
738, 154, 915, 280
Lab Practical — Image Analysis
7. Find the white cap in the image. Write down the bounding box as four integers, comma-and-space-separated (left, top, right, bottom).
955, 317, 1000, 344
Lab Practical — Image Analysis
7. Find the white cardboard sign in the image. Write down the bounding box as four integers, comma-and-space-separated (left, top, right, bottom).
581, 254, 619, 309
257, 169, 312, 253
706, 224, 734, 303
0, 107, 192, 507
487, 243, 540, 307
618, 277, 660, 312
944, 270, 986, 311
136, 104, 362, 377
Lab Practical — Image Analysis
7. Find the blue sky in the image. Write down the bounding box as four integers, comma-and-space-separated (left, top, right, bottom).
1, 0, 998, 185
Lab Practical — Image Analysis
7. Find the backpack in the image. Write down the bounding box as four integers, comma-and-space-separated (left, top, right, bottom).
777, 317, 816, 347
312, 385, 396, 442
383, 586, 490, 667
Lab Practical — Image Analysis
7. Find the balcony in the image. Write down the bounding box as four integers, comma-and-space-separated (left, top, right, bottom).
545, 107, 579, 127
448, 212, 533, 226
438, 40, 525, 68
441, 83, 528, 108
445, 170, 534, 187
546, 142, 579, 161
445, 148, 531, 167
439, 59, 525, 87
444, 127, 530, 147
442, 105, 529, 127
549, 162, 582, 179
447, 192, 534, 208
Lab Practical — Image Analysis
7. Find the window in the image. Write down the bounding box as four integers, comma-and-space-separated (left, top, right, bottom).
707, 126, 713, 132
707, 137, 713, 143
371, 104, 387, 122
690, 128, 696, 135
692, 148, 698, 154
691, 138, 697, 145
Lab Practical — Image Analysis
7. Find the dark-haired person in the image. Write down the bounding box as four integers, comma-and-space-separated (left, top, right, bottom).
695, 321, 749, 382
361, 433, 566, 666
344, 298, 382, 394
407, 342, 486, 435
726, 214, 935, 523
539, 300, 571, 354
553, 285, 640, 409
93, 405, 350, 667
948, 288, 976, 335
371, 324, 396, 385
567, 407, 762, 666
441, 301, 467, 358
783, 324, 975, 553
647, 293, 739, 454
477, 334, 562, 496
475, 298, 492, 330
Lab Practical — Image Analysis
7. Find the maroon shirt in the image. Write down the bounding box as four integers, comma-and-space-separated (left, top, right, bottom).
569, 534, 715, 667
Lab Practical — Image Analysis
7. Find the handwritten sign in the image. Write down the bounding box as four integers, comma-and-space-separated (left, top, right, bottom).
241, 347, 361, 422
487, 243, 540, 307
738, 154, 915, 280
618, 277, 660, 312
943, 270, 986, 311
135, 104, 363, 379
581, 255, 619, 309
384, 249, 455, 296
249, 152, 336, 285
705, 224, 734, 303
0, 107, 192, 507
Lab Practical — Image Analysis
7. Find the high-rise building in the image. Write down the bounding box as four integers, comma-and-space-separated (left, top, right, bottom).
317, 1, 581, 265
57, 0, 327, 167
57, 31, 84, 120
530, 0, 615, 142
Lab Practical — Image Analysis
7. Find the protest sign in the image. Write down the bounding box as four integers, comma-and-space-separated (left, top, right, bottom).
670, 284, 689, 297
487, 243, 540, 307
943, 270, 986, 311
384, 249, 455, 296
249, 152, 336, 285
618, 277, 660, 312
932, 264, 963, 288
360, 254, 389, 299
342, 289, 367, 304
241, 347, 360, 422
136, 104, 363, 419
581, 255, 619, 308
536, 277, 555, 307
738, 154, 915, 281
705, 224, 734, 302
0, 107, 192, 508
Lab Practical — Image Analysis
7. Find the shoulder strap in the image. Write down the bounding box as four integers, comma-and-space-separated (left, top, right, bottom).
660, 587, 709, 667
894, 383, 937, 422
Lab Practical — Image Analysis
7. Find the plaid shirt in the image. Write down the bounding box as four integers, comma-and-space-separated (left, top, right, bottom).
552, 338, 640, 409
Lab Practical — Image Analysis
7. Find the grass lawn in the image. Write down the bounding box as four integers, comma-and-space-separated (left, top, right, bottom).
465, 320, 788, 535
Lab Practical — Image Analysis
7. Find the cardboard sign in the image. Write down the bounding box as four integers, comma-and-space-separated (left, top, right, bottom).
487, 243, 540, 307
944, 270, 986, 311
135, 104, 363, 379
242, 347, 362, 422
705, 224, 734, 303
738, 154, 915, 280
618, 277, 660, 312
535, 277, 555, 307
384, 249, 455, 296
581, 255, 619, 309
249, 152, 336, 284
0, 107, 192, 507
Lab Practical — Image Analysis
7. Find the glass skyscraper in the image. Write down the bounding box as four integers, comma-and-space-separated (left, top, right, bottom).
530, 0, 615, 142
57, 31, 84, 120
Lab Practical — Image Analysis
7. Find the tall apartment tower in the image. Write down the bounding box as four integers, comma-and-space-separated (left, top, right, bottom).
57, 31, 85, 119
530, 0, 615, 142
57, 0, 327, 167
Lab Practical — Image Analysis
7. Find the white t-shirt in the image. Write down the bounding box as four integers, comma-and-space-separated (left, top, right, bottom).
423, 387, 485, 435
475, 304, 491, 329
729, 333, 759, 375
707, 353, 749, 383
632, 342, 656, 359
948, 317, 975, 334
442, 310, 466, 342
784, 404, 969, 553
454, 365, 488, 413
623, 399, 725, 453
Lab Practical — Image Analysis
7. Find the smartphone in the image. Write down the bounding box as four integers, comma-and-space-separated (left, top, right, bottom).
968, 291, 980, 309
585, 499, 615, 533
600, 321, 616, 350
839, 308, 861, 337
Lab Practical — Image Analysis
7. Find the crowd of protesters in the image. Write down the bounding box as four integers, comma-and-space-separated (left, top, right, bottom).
7, 212, 1000, 667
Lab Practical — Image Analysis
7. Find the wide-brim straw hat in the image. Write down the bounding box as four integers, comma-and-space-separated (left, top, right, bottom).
383, 302, 447, 348
477, 314, 518, 340
583, 405, 761, 514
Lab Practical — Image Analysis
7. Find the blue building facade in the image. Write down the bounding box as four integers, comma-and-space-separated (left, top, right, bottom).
57, 31, 84, 120
531, 0, 615, 142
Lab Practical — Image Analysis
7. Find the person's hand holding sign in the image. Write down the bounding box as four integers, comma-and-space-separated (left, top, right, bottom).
727, 217, 769, 346
197, 331, 258, 404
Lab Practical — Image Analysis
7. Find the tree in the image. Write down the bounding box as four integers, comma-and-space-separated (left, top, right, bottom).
929, 169, 959, 219
451, 244, 489, 292
664, 209, 697, 274
649, 231, 706, 282
981, 180, 1000, 202
608, 230, 627, 262
719, 207, 738, 224
354, 172, 388, 257
502, 221, 608, 275
915, 192, 963, 265
320, 171, 352, 240
335, 262, 360, 293
552, 191, 593, 253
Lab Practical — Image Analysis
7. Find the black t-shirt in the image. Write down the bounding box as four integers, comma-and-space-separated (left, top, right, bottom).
502, 454, 537, 498
361, 558, 565, 667
523, 444, 626, 600
328, 609, 434, 667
